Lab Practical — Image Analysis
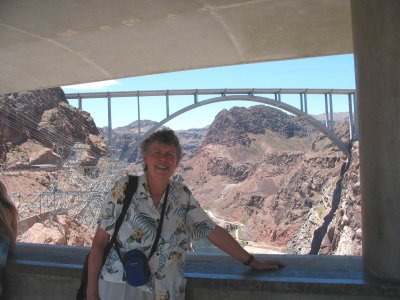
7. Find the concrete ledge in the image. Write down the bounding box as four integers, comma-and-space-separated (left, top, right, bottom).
3, 243, 87, 300
3, 244, 400, 299
185, 254, 400, 299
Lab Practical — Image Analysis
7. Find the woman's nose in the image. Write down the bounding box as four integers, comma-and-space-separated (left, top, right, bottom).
158, 153, 169, 160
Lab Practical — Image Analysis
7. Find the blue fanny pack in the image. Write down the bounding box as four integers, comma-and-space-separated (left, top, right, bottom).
122, 249, 151, 287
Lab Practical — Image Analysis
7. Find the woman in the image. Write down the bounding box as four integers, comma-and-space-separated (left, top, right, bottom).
0, 181, 18, 296
87, 129, 283, 300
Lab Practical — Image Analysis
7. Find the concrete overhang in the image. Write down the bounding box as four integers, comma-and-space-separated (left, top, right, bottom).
0, 0, 353, 95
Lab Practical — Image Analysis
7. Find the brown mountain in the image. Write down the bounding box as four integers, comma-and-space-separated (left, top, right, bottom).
176, 105, 360, 255
0, 88, 107, 168
203, 105, 315, 147
98, 120, 157, 162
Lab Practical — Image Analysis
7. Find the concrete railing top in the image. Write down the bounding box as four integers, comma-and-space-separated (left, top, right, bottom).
3, 243, 400, 300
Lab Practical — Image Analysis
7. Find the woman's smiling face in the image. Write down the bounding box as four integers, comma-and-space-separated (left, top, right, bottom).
144, 141, 178, 182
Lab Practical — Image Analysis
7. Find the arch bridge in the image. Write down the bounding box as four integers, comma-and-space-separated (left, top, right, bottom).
66, 88, 358, 158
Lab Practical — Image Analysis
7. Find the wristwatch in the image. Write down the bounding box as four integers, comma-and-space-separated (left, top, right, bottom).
243, 254, 254, 266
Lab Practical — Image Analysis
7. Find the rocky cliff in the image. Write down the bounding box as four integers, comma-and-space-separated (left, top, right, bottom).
98, 120, 156, 162
0, 88, 107, 168
203, 105, 314, 147
176, 105, 360, 255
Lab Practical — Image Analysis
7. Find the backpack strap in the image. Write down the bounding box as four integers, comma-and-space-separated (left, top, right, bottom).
76, 176, 139, 300
114, 184, 170, 263
148, 184, 169, 260
103, 175, 138, 261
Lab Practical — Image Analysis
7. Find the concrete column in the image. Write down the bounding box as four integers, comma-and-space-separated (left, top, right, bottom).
351, 0, 400, 282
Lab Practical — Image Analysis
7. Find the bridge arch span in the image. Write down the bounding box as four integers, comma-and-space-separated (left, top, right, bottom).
135, 95, 350, 158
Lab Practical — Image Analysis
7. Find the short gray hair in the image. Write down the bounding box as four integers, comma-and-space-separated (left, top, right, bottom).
140, 128, 182, 162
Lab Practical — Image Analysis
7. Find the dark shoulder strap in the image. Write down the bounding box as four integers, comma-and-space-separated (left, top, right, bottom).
148, 184, 169, 260
114, 183, 170, 262
103, 175, 138, 260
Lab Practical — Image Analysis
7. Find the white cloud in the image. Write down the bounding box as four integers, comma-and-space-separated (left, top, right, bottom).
62, 80, 119, 90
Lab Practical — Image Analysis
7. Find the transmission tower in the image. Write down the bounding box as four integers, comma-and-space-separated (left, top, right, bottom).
35, 143, 131, 232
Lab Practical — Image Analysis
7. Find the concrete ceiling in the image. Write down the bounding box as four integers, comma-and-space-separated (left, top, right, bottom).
0, 0, 353, 95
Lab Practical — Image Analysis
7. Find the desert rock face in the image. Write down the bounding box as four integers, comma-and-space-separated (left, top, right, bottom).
0, 87, 106, 168
18, 215, 93, 246
176, 105, 360, 255
203, 106, 314, 147
318, 141, 361, 255
1, 92, 360, 255
0, 88, 65, 145
98, 120, 152, 162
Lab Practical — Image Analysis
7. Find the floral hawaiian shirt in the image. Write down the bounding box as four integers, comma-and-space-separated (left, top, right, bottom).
98, 174, 215, 300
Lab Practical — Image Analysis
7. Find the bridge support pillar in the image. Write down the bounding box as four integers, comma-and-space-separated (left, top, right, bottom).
351, 0, 400, 282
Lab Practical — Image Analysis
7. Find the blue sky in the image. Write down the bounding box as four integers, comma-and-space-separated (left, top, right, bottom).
62, 54, 355, 130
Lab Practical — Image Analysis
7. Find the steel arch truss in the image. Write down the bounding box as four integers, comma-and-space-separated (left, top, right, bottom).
134, 95, 351, 158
